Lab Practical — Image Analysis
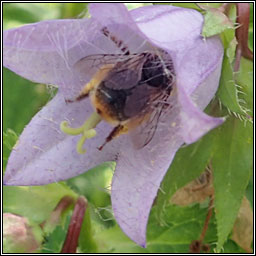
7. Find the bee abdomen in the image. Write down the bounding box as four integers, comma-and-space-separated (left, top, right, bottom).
95, 83, 132, 121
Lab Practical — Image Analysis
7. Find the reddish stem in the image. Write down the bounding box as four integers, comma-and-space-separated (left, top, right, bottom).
189, 240, 201, 253
189, 196, 214, 253
40, 196, 74, 229
61, 196, 88, 253
199, 196, 214, 242
234, 3, 253, 71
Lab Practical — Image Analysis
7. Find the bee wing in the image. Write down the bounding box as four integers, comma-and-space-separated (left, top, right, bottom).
73, 53, 146, 85
130, 99, 169, 149
75, 53, 131, 68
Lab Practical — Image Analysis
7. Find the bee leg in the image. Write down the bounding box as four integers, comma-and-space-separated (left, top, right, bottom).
65, 93, 89, 103
98, 124, 126, 151
65, 82, 94, 103
66, 64, 114, 104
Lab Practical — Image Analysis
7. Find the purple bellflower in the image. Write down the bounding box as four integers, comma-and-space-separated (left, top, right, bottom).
3, 4, 224, 247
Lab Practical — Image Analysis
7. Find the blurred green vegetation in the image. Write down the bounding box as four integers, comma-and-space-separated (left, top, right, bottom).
3, 3, 146, 253
3, 3, 253, 254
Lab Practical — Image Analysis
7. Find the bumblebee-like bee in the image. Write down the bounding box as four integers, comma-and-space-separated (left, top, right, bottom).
68, 27, 176, 150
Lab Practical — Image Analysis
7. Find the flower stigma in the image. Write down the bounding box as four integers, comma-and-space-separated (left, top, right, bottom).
60, 112, 102, 154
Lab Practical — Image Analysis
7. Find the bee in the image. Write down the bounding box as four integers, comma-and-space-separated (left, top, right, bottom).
68, 27, 176, 150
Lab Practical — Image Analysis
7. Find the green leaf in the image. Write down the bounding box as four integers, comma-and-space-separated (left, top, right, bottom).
147, 204, 217, 253
217, 38, 251, 119
248, 31, 253, 51
66, 162, 114, 208
202, 8, 234, 38
217, 56, 244, 115
3, 68, 50, 134
149, 204, 214, 241
217, 27, 239, 115
217, 12, 252, 121
223, 240, 247, 253
94, 224, 147, 253
220, 24, 236, 49
234, 57, 253, 116
154, 3, 221, 11
94, 204, 217, 253
156, 3, 201, 10
125, 3, 151, 10
3, 129, 18, 150
3, 3, 67, 29
3, 183, 77, 224
3, 129, 18, 172
3, 3, 45, 24
246, 175, 253, 207
156, 130, 216, 220
41, 214, 71, 253
212, 117, 253, 252
3, 67, 52, 171
60, 3, 88, 18
92, 201, 244, 253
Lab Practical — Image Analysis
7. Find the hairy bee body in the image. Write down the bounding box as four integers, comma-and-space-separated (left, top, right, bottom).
91, 52, 174, 126
71, 27, 175, 149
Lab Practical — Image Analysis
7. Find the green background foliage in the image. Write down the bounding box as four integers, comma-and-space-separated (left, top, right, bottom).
3, 3, 253, 253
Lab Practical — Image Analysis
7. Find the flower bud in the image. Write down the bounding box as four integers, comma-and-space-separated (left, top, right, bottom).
3, 213, 43, 253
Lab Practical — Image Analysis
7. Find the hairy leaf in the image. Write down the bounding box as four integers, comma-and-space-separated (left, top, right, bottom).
3, 183, 77, 224
95, 204, 217, 253
156, 130, 215, 220
217, 56, 244, 115
212, 117, 253, 252
41, 215, 71, 253
202, 8, 233, 37
235, 57, 253, 116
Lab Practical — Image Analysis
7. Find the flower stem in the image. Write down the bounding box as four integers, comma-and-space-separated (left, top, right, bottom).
61, 196, 88, 253
199, 195, 214, 242
218, 3, 252, 72
189, 195, 214, 253
40, 196, 75, 231
234, 3, 253, 72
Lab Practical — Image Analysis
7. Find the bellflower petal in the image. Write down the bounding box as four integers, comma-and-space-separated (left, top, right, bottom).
130, 4, 203, 53
178, 85, 224, 144
3, 17, 136, 98
177, 36, 224, 95
4, 3, 224, 247
4, 19, 92, 97
112, 137, 184, 247
4, 93, 122, 185
111, 53, 224, 246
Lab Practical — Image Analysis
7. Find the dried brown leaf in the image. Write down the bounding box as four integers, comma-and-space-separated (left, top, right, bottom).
171, 170, 214, 206
231, 196, 253, 253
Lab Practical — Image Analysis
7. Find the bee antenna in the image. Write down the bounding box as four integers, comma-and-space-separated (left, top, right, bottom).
65, 99, 75, 104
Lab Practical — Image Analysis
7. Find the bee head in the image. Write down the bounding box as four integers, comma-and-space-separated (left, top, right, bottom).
140, 53, 175, 89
